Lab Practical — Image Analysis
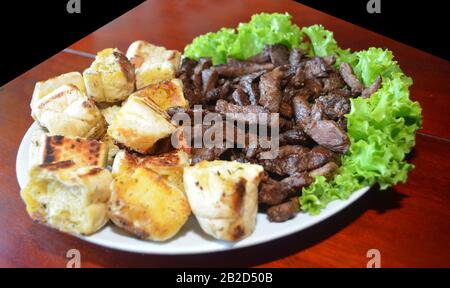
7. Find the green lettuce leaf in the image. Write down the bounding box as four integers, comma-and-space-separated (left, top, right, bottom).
301, 70, 422, 214
301, 24, 358, 66
229, 12, 302, 60
184, 13, 302, 65
354, 47, 402, 86
184, 28, 237, 65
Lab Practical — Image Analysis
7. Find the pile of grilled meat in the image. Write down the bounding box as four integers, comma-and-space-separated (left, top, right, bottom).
171, 44, 382, 222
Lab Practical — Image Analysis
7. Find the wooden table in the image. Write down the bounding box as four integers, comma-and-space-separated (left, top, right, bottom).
1, 0, 449, 268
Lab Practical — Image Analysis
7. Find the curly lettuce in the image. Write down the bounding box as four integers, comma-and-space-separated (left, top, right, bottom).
301, 24, 358, 66
301, 72, 422, 214
184, 28, 237, 65
182, 13, 422, 215
184, 13, 302, 65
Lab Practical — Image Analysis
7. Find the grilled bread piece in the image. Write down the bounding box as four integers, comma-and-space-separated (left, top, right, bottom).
132, 79, 188, 110
29, 133, 108, 168
126, 40, 181, 89
83, 48, 135, 103
109, 150, 191, 241
20, 161, 112, 236
31, 72, 86, 110
183, 160, 264, 241
112, 149, 189, 191
99, 133, 119, 166
108, 95, 177, 154
32, 84, 106, 139
100, 105, 121, 125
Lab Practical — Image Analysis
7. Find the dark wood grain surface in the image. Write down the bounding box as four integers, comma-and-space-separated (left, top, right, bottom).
1, 0, 449, 267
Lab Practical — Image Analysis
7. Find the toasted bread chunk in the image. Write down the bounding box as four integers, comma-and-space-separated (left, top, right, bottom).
183, 160, 264, 241
32, 84, 106, 139
83, 48, 135, 103
31, 72, 86, 108
99, 133, 119, 166
126, 40, 181, 89
100, 105, 121, 125
132, 79, 188, 110
20, 161, 112, 236
29, 133, 108, 168
108, 95, 176, 154
112, 149, 189, 191
109, 167, 191, 241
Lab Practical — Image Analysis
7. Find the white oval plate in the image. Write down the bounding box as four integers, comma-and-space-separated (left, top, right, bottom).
16, 122, 370, 255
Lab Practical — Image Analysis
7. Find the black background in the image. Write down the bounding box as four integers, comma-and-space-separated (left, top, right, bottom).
0, 0, 447, 86
295, 0, 448, 60
0, 0, 144, 86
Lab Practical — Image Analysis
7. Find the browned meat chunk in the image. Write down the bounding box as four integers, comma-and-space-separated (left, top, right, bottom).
192, 58, 212, 88
215, 99, 272, 125
191, 147, 228, 164
259, 145, 311, 176
279, 126, 310, 146
178, 58, 198, 76
267, 197, 300, 222
279, 99, 294, 118
203, 81, 231, 104
307, 120, 350, 153
303, 78, 323, 100
323, 55, 336, 66
309, 162, 339, 179
361, 76, 382, 98
230, 87, 250, 106
239, 71, 265, 105
307, 146, 335, 170
259, 67, 285, 112
259, 172, 313, 206
339, 62, 364, 94
292, 95, 311, 128
321, 71, 345, 93
201, 68, 218, 94
280, 172, 313, 194
289, 48, 306, 66
315, 93, 351, 120
258, 176, 285, 205
214, 61, 274, 78
268, 44, 290, 66
304, 57, 332, 79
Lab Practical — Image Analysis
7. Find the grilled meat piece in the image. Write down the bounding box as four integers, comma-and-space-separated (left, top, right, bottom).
268, 44, 290, 66
321, 71, 345, 93
230, 87, 251, 106
315, 93, 351, 120
307, 146, 336, 170
279, 126, 310, 146
309, 161, 338, 179
203, 81, 231, 104
201, 68, 218, 94
191, 147, 228, 164
239, 71, 265, 105
289, 48, 306, 66
215, 99, 272, 125
362, 76, 382, 98
259, 172, 312, 206
214, 60, 274, 78
259, 67, 285, 112
304, 57, 333, 79
339, 62, 364, 94
267, 197, 300, 222
292, 95, 311, 129
307, 120, 349, 153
